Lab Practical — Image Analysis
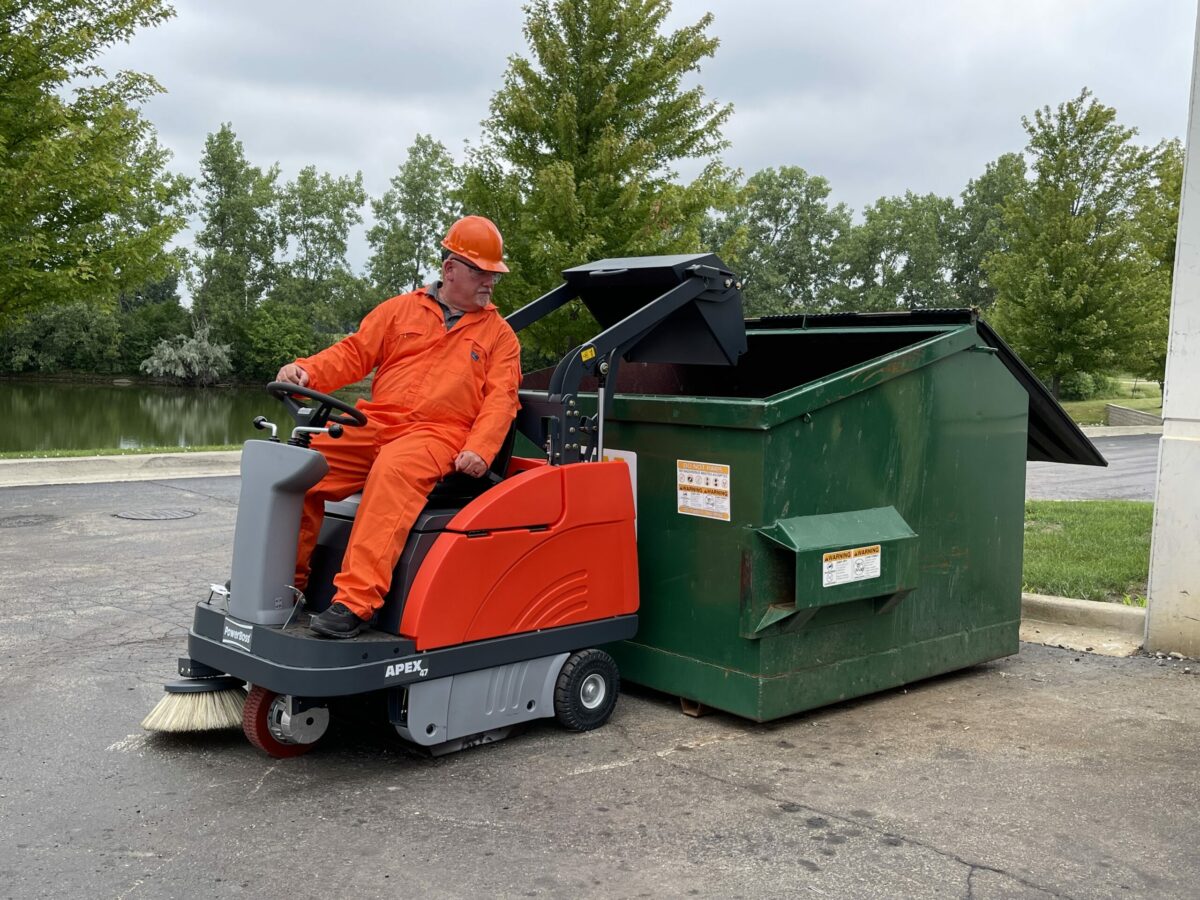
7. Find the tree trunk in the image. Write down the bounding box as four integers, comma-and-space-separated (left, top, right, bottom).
1051, 374, 1062, 400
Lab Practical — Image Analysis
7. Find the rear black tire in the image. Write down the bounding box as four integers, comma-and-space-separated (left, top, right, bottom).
554, 649, 619, 731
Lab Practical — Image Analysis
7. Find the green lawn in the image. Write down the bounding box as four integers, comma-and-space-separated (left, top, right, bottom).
1023, 500, 1153, 605
1059, 377, 1163, 426
0, 444, 239, 460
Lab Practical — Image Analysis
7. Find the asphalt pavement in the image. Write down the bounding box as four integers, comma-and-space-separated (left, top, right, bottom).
0, 475, 1197, 899
1026, 433, 1158, 501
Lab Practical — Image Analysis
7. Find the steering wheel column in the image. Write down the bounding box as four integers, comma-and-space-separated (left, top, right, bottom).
225, 384, 369, 627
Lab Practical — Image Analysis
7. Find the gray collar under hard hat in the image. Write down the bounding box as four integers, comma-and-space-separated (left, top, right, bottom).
426, 280, 464, 331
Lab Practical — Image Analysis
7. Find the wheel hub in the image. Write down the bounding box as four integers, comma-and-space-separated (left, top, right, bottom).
266, 695, 329, 745
580, 673, 607, 710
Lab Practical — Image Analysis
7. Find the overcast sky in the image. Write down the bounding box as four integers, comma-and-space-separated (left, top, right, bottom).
100, 0, 1198, 273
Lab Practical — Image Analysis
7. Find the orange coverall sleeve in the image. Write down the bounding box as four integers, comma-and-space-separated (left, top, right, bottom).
293, 298, 396, 394
460, 325, 522, 466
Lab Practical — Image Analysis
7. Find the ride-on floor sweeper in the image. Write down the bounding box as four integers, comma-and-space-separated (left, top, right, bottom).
143, 255, 746, 757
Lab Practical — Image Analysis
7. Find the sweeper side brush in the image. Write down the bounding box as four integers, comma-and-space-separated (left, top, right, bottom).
142, 675, 246, 733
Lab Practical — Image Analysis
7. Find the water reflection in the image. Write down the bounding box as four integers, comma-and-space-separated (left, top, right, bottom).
0, 380, 366, 452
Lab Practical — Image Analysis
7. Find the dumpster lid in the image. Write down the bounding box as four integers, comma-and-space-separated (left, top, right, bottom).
746, 309, 1105, 467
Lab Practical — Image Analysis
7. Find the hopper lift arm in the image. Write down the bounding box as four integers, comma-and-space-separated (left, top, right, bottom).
507, 262, 743, 465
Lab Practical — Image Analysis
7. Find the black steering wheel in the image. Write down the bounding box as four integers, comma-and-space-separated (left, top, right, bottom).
266, 382, 368, 431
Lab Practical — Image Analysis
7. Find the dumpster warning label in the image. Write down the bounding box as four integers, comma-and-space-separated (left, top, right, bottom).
822, 545, 881, 587
676, 459, 731, 521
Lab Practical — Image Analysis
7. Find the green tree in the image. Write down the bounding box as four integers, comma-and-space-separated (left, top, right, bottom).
832, 192, 958, 311
272, 165, 367, 337
240, 298, 319, 382
987, 89, 1156, 397
190, 124, 281, 344
116, 272, 189, 372
368, 135, 461, 295
460, 0, 736, 364
0, 302, 121, 374
704, 166, 851, 315
953, 152, 1026, 311
0, 0, 189, 324
1129, 138, 1183, 388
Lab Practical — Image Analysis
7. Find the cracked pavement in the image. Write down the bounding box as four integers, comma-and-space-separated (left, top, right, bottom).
1, 476, 1197, 899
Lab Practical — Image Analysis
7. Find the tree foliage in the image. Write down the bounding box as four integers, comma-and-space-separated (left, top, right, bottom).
240, 298, 319, 382
0, 0, 189, 324
832, 191, 959, 311
189, 123, 282, 343
460, 0, 736, 364
0, 300, 121, 374
368, 135, 460, 296
1127, 138, 1183, 387
704, 166, 851, 316
987, 89, 1157, 397
276, 165, 366, 287
115, 271, 189, 371
953, 152, 1027, 310
270, 165, 368, 344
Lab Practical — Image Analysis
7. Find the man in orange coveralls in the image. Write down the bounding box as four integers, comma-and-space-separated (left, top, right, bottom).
274, 215, 521, 638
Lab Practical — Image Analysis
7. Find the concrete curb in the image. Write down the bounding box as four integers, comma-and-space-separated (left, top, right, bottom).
1020, 592, 1145, 657
1080, 425, 1162, 437
0, 450, 242, 488
1021, 592, 1146, 636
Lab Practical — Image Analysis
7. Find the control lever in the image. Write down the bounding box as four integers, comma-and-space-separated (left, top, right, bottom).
252, 416, 279, 441
290, 425, 345, 444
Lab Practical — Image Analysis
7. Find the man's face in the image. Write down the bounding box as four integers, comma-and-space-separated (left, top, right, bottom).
442, 255, 499, 312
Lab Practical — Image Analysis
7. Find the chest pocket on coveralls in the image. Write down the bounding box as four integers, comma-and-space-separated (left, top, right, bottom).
439, 338, 489, 416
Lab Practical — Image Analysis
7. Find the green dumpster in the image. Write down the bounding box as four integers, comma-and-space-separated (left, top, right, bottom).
514, 261, 1102, 723
606, 310, 1103, 721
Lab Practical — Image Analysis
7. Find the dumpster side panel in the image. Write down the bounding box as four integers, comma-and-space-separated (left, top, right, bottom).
602, 421, 767, 672
608, 343, 1028, 721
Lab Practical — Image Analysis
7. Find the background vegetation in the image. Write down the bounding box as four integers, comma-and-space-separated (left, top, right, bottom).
0, 0, 1182, 397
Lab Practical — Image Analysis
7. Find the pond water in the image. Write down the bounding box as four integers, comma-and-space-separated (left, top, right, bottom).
0, 379, 365, 453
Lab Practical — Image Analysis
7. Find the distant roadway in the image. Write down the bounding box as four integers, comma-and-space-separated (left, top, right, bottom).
1026, 433, 1158, 501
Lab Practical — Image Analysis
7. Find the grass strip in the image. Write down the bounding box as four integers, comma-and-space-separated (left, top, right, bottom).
1023, 500, 1153, 605
0, 445, 240, 460
1060, 396, 1162, 426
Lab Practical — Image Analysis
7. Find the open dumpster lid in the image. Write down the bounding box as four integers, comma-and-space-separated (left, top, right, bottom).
747, 308, 1106, 467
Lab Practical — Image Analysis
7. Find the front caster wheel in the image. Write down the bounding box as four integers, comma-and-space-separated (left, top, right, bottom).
554, 649, 620, 731
242, 685, 327, 758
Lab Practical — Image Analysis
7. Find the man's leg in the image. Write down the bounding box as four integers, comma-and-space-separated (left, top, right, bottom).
326, 432, 457, 622
293, 420, 380, 591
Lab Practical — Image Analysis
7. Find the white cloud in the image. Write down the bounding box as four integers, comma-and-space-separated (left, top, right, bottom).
99, 0, 1197, 274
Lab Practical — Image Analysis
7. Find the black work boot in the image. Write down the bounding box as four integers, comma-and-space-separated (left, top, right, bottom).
309, 602, 366, 638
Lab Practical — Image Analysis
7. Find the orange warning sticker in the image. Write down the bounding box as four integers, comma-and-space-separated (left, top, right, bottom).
676, 459, 731, 522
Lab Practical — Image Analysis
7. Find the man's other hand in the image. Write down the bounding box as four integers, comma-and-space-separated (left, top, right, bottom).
455, 450, 488, 478
276, 363, 309, 386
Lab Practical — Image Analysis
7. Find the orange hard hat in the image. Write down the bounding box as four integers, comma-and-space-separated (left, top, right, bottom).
442, 215, 509, 274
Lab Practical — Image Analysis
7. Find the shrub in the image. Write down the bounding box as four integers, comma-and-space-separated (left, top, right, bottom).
1057, 371, 1116, 401
140, 323, 233, 386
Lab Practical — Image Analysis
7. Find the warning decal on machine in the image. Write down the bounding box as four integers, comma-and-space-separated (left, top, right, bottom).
677, 459, 731, 521
822, 545, 882, 587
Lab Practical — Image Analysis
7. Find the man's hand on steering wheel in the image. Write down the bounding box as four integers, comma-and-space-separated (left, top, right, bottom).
276, 363, 309, 387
